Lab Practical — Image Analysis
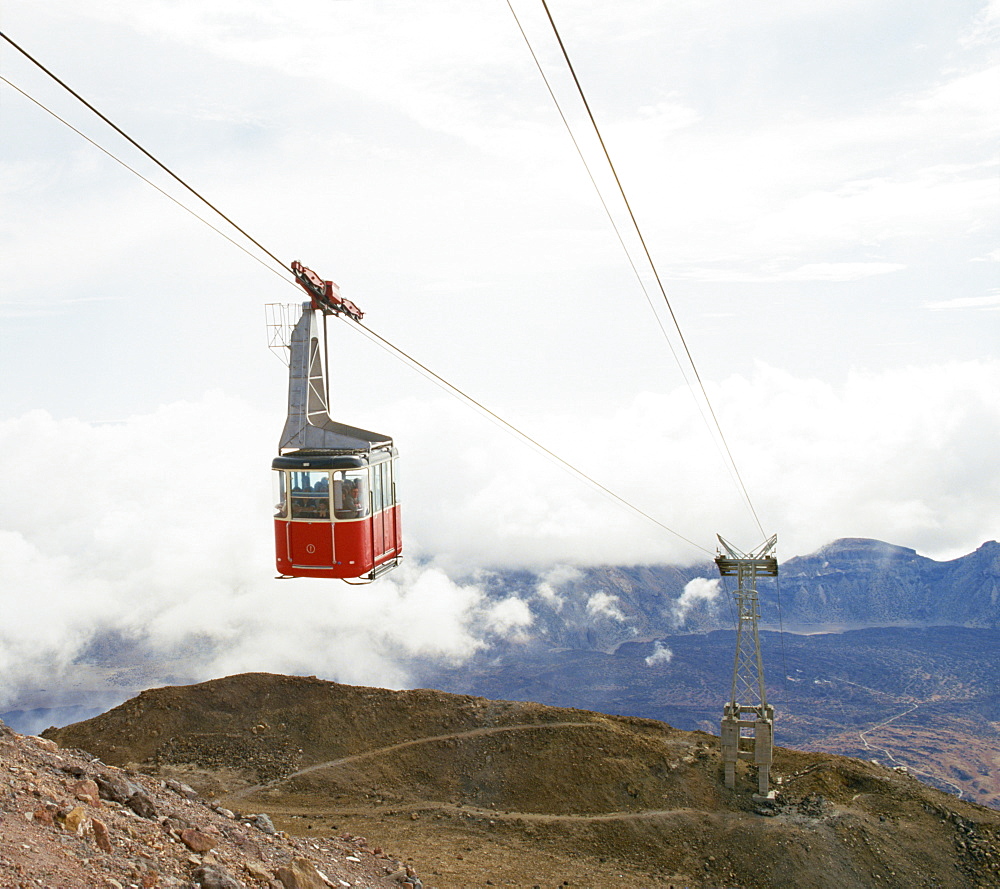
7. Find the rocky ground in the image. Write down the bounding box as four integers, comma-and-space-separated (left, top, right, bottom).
0, 717, 426, 888
42, 673, 1000, 889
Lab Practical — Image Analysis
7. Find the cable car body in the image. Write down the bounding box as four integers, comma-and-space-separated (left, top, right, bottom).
272, 262, 402, 581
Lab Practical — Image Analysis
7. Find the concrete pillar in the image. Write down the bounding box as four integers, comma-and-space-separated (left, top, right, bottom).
721, 714, 739, 789
754, 717, 773, 795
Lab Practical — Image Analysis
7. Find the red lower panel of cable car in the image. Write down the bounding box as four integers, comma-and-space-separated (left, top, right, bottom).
274, 505, 402, 579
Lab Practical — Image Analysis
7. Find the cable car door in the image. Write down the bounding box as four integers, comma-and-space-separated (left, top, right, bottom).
288, 522, 334, 569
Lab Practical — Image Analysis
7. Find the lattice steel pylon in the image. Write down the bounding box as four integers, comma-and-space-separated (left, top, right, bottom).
716, 533, 778, 795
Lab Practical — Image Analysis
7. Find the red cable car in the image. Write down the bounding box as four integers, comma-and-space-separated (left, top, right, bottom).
271, 262, 402, 581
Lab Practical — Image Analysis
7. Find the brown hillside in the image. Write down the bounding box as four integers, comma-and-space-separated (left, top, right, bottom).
45, 672, 1000, 889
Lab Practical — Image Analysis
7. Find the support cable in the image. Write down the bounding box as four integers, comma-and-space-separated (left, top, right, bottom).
505, 2, 683, 368
0, 30, 290, 276
506, 1, 750, 538
351, 317, 712, 556
0, 74, 288, 285
0, 36, 712, 558
534, 1, 767, 543
520, 4, 789, 726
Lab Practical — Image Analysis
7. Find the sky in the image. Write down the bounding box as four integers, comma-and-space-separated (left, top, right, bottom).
0, 0, 998, 703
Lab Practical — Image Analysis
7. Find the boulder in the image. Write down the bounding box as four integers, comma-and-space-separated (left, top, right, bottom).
193, 864, 245, 889
62, 806, 87, 835
95, 770, 139, 805
275, 857, 330, 889
249, 813, 277, 835
126, 788, 157, 819
69, 778, 101, 807
91, 817, 113, 853
181, 827, 218, 853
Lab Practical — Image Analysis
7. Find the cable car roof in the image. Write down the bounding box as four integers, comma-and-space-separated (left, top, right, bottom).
272, 450, 395, 470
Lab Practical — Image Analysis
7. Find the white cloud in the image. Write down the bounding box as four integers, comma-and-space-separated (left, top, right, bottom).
204, 563, 513, 685
738, 360, 1000, 560
671, 578, 723, 626
5, 0, 993, 306
676, 260, 907, 283
1, 361, 999, 710
0, 396, 525, 708
779, 262, 907, 282
909, 63, 1000, 119
391, 359, 1000, 567
534, 565, 583, 611
644, 641, 674, 667
585, 591, 627, 622
924, 294, 1000, 311
965, 0, 1000, 45
484, 595, 534, 637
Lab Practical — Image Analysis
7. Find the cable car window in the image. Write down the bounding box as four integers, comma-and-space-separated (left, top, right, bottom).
290, 470, 330, 519
372, 461, 384, 513
273, 471, 288, 518
333, 469, 369, 519
382, 461, 392, 508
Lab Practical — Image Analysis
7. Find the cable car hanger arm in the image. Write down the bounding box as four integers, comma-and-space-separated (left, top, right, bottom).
291, 260, 364, 322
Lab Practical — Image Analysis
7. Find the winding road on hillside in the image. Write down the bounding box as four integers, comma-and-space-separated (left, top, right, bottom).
226, 720, 606, 801
856, 702, 965, 800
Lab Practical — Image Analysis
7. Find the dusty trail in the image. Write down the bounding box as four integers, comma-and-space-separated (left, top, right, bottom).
282, 798, 715, 825
858, 703, 919, 758
857, 702, 966, 800
226, 720, 599, 800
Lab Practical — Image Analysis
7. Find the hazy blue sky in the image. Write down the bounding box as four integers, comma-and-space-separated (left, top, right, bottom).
1, 1, 997, 698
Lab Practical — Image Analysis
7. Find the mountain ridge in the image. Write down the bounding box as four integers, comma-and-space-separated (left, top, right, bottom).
776, 538, 1000, 628
469, 538, 1000, 656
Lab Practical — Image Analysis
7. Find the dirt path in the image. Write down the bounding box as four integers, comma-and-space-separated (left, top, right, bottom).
824, 678, 970, 799
856, 702, 966, 800
857, 702, 919, 759
226, 720, 599, 801
333, 800, 710, 824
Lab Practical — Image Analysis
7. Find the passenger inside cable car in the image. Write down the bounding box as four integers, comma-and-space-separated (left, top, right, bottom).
334, 471, 368, 519
272, 453, 400, 580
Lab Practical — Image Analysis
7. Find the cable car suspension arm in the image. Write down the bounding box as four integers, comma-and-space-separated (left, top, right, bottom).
291, 261, 364, 322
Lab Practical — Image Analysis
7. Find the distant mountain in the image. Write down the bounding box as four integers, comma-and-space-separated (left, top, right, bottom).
469, 539, 1000, 654
777, 538, 1000, 629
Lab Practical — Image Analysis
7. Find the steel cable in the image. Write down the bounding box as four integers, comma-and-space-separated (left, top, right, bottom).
532, 1, 767, 544
0, 30, 712, 557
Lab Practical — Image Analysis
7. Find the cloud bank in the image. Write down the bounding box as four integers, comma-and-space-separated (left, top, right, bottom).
2, 359, 998, 710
